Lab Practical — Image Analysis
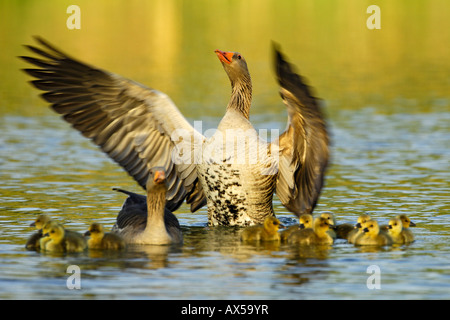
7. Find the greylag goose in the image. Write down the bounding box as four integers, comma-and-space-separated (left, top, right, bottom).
25, 214, 51, 250
387, 217, 414, 244
84, 222, 126, 250
280, 213, 313, 242
41, 222, 87, 253
21, 37, 329, 226
287, 216, 334, 245
354, 220, 393, 246
240, 216, 284, 242
111, 167, 183, 245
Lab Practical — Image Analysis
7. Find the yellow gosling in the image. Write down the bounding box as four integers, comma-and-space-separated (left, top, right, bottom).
288, 217, 334, 246
397, 214, 416, 228
240, 216, 284, 242
280, 214, 313, 242
320, 212, 337, 239
39, 220, 58, 250
85, 223, 126, 250
354, 220, 393, 246
26, 214, 52, 250
396, 214, 416, 243
30, 214, 51, 230
347, 214, 372, 244
42, 223, 86, 253
387, 217, 414, 244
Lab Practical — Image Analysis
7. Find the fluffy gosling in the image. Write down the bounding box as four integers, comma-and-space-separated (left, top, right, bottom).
280, 214, 313, 242
354, 220, 393, 246
42, 222, 86, 253
240, 216, 284, 242
288, 217, 334, 246
347, 214, 372, 244
387, 217, 414, 244
85, 223, 126, 250
25, 214, 52, 250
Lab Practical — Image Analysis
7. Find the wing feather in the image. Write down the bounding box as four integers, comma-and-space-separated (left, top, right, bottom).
272, 44, 329, 216
21, 36, 206, 212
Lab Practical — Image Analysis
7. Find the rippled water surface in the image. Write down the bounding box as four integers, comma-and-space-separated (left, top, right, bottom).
1, 0, 449, 300
1, 110, 449, 300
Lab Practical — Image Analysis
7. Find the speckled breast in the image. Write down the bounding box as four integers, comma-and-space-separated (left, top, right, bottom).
197, 129, 277, 226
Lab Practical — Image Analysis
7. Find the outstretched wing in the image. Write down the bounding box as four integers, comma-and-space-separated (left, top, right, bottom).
272, 44, 329, 217
20, 36, 206, 212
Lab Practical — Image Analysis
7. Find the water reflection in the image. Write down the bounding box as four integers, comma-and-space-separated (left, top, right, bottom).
0, 0, 449, 300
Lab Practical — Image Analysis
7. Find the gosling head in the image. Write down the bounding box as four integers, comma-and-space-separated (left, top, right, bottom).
313, 217, 331, 235
84, 223, 104, 239
43, 223, 65, 243
42, 220, 59, 236
30, 214, 51, 230
263, 217, 284, 235
388, 218, 403, 236
320, 212, 336, 228
362, 220, 380, 237
298, 214, 313, 229
355, 214, 372, 229
396, 214, 416, 228
146, 167, 168, 192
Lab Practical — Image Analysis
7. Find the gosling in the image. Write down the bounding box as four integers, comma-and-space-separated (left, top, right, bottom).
240, 216, 284, 242
347, 214, 372, 244
280, 214, 313, 242
25, 214, 52, 250
319, 212, 337, 240
85, 223, 126, 250
387, 217, 414, 244
397, 214, 415, 242
42, 222, 87, 253
288, 217, 334, 246
354, 220, 393, 246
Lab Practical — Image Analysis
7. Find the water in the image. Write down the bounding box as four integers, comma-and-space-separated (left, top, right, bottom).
1, 0, 449, 301
0, 110, 449, 300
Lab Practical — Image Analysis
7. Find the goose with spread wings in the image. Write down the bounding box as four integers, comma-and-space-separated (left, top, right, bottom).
21, 37, 329, 226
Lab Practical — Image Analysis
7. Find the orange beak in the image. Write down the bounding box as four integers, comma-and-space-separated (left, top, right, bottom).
153, 170, 166, 184
215, 49, 233, 64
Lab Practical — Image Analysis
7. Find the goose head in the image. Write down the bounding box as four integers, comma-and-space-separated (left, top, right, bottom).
146, 167, 168, 192
215, 49, 252, 118
215, 50, 250, 83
